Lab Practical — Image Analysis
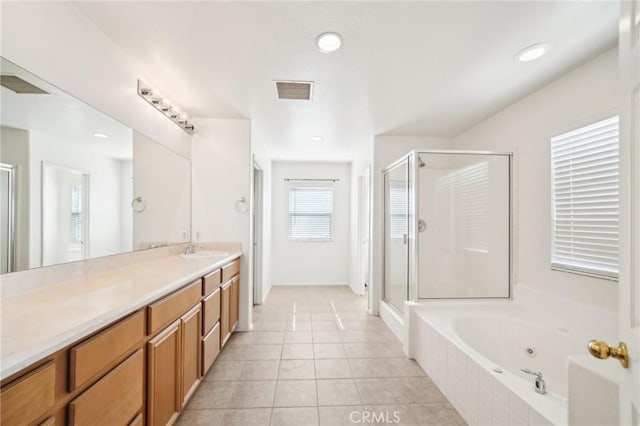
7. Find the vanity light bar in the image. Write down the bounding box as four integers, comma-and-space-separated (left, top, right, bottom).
137, 80, 194, 134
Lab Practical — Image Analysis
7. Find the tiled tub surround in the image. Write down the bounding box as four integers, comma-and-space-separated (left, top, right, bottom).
408, 299, 617, 426
0, 243, 241, 380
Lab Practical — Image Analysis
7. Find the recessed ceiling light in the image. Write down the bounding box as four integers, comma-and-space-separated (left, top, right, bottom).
515, 43, 549, 62
311, 136, 324, 141
92, 132, 109, 139
316, 32, 342, 53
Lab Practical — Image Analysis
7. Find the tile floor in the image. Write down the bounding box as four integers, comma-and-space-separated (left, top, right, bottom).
178, 286, 466, 426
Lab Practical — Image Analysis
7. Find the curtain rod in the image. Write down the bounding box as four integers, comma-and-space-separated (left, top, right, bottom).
284, 178, 339, 182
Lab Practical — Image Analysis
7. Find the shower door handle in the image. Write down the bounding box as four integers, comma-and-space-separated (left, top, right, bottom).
402, 234, 408, 244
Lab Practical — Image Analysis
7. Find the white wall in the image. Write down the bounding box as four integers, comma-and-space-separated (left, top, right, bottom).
371, 136, 451, 313
271, 161, 351, 286
453, 48, 618, 311
0, 2, 191, 158
192, 118, 252, 329
132, 131, 190, 249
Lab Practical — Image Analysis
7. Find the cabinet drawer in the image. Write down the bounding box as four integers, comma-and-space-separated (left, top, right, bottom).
69, 311, 145, 391
202, 287, 221, 335
221, 259, 240, 283
128, 412, 143, 426
0, 361, 55, 425
68, 349, 144, 426
148, 280, 201, 335
202, 322, 220, 375
203, 268, 221, 295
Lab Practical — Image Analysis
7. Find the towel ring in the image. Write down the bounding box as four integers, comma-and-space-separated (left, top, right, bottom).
131, 196, 146, 213
235, 196, 249, 213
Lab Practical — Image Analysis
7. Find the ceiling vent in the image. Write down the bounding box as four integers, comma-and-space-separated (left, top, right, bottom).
0, 75, 48, 94
275, 80, 313, 101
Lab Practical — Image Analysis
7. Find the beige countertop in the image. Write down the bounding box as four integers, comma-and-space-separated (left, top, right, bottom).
0, 251, 241, 381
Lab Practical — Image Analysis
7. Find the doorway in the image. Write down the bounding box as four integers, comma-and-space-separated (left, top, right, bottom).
252, 159, 264, 305
41, 162, 89, 267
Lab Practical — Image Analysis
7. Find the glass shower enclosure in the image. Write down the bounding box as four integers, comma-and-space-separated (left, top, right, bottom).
383, 150, 511, 312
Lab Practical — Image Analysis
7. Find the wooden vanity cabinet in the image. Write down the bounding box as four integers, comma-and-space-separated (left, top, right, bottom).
0, 361, 56, 425
220, 280, 232, 346
0, 257, 241, 426
147, 320, 181, 426
230, 275, 239, 332
181, 304, 202, 406
68, 349, 144, 426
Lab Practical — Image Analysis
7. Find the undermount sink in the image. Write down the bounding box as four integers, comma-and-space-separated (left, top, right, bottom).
181, 250, 229, 259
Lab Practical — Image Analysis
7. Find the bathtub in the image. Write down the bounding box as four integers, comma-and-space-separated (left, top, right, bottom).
409, 302, 589, 426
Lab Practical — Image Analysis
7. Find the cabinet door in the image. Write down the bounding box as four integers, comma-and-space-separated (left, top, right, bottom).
147, 320, 181, 426
230, 276, 239, 332
220, 281, 231, 346
181, 304, 201, 406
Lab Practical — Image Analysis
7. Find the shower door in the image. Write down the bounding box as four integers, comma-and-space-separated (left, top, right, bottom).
1, 163, 16, 274
417, 152, 510, 299
383, 159, 410, 311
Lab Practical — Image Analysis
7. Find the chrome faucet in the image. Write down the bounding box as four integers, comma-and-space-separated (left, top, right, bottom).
184, 243, 196, 255
521, 369, 546, 394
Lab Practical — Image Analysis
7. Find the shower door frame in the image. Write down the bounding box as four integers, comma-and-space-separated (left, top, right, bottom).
411, 149, 514, 301
382, 155, 413, 313
1, 163, 16, 274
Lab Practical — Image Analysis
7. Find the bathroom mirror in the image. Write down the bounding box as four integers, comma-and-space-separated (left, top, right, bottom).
0, 57, 191, 274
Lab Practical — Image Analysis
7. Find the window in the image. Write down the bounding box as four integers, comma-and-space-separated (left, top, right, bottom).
550, 116, 619, 280
70, 182, 83, 243
437, 161, 489, 252
389, 182, 408, 239
288, 185, 333, 241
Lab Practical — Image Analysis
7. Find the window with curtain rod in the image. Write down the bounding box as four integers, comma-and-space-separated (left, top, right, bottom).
287, 178, 336, 241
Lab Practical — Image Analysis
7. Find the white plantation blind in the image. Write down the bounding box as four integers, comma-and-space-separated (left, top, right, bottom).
390, 183, 408, 238
437, 161, 489, 251
551, 116, 619, 279
288, 186, 333, 241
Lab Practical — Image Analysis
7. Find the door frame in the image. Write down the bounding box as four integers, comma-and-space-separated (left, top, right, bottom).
357, 167, 371, 298
251, 158, 264, 305
0, 163, 16, 273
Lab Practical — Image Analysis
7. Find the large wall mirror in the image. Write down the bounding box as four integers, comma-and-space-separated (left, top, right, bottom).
0, 57, 191, 274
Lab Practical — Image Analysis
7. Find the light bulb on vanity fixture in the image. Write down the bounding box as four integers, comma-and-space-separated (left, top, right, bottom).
137, 80, 194, 134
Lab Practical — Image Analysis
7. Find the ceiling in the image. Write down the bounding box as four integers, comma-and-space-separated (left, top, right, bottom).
1, 58, 133, 160
75, 1, 619, 161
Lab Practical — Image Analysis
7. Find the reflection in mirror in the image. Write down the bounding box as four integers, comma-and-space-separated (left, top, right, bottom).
0, 57, 190, 274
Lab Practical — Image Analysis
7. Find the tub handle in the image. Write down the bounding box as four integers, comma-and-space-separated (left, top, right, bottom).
521, 369, 547, 395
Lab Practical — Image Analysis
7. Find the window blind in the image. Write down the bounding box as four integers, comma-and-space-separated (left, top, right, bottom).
389, 182, 408, 238
437, 161, 489, 251
550, 116, 619, 279
288, 186, 333, 241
